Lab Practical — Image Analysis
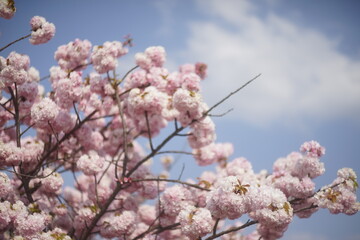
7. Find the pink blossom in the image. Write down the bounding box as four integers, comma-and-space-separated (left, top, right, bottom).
99, 211, 136, 238
91, 41, 128, 74
54, 39, 92, 71
292, 197, 318, 218
0, 0, 16, 19
249, 187, 293, 228
17, 82, 38, 110
124, 69, 148, 89
178, 205, 214, 239
145, 46, 166, 67
87, 180, 113, 205
89, 71, 109, 95
8, 200, 27, 221
337, 167, 358, 191
40, 168, 64, 194
73, 205, 97, 231
77, 150, 105, 175
272, 152, 301, 173
49, 66, 67, 86
271, 174, 315, 198
0, 103, 13, 127
300, 140, 325, 158
30, 97, 59, 128
27, 66, 40, 82
206, 176, 252, 219
54, 71, 83, 109
172, 88, 202, 113
51, 110, 75, 133
0, 52, 30, 86
135, 52, 152, 70
315, 179, 359, 215
0, 201, 11, 230
14, 213, 46, 238
21, 137, 44, 164
292, 156, 325, 179
38, 228, 72, 240
29, 16, 55, 45
159, 185, 194, 217
188, 117, 216, 148
164, 71, 181, 94
0, 141, 23, 166
180, 72, 201, 92
0, 172, 13, 200
179, 63, 195, 74
222, 157, 254, 178
146, 67, 169, 91
194, 142, 233, 166
126, 86, 167, 116
256, 224, 288, 240
135, 46, 166, 71
63, 187, 82, 207
195, 62, 208, 79
136, 176, 166, 199
7, 51, 30, 70
138, 205, 156, 225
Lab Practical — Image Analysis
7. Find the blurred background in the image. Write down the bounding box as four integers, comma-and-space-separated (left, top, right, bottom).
1, 0, 359, 239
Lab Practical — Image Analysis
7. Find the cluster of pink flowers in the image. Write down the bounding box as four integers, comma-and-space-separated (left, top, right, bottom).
193, 142, 234, 166
0, 11, 359, 240
0, 0, 15, 19
30, 97, 59, 128
29, 16, 56, 45
0, 51, 31, 86
91, 41, 128, 74
135, 46, 166, 71
315, 168, 359, 215
54, 39, 92, 71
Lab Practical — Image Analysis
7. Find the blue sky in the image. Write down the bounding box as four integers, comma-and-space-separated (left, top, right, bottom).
1, 0, 360, 239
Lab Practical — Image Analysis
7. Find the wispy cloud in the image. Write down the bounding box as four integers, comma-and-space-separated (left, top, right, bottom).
181, 0, 360, 127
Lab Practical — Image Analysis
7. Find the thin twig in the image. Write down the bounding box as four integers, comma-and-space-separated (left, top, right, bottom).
73, 102, 81, 123
205, 220, 259, 240
177, 163, 185, 180
0, 101, 15, 116
19, 123, 35, 137
131, 178, 210, 191
116, 65, 139, 86
145, 111, 154, 151
0, 33, 31, 52
203, 73, 261, 116
208, 108, 234, 117
213, 218, 220, 236
8, 85, 20, 147
156, 150, 193, 156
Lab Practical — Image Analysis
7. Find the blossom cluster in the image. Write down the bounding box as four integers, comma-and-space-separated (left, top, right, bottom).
0, 11, 359, 240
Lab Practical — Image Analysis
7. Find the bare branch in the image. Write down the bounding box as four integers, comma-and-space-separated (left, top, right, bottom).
204, 74, 261, 116
0, 33, 31, 52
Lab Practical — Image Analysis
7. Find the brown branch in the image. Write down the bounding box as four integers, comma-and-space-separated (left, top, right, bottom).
0, 101, 15, 116
213, 218, 220, 236
0, 33, 31, 52
78, 182, 124, 240
131, 178, 210, 191
156, 150, 193, 156
145, 111, 154, 151
30, 110, 97, 176
205, 220, 258, 240
8, 85, 20, 147
203, 73, 261, 116
116, 65, 139, 86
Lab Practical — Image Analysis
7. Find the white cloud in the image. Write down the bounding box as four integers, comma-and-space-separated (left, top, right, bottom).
182, 0, 360, 127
